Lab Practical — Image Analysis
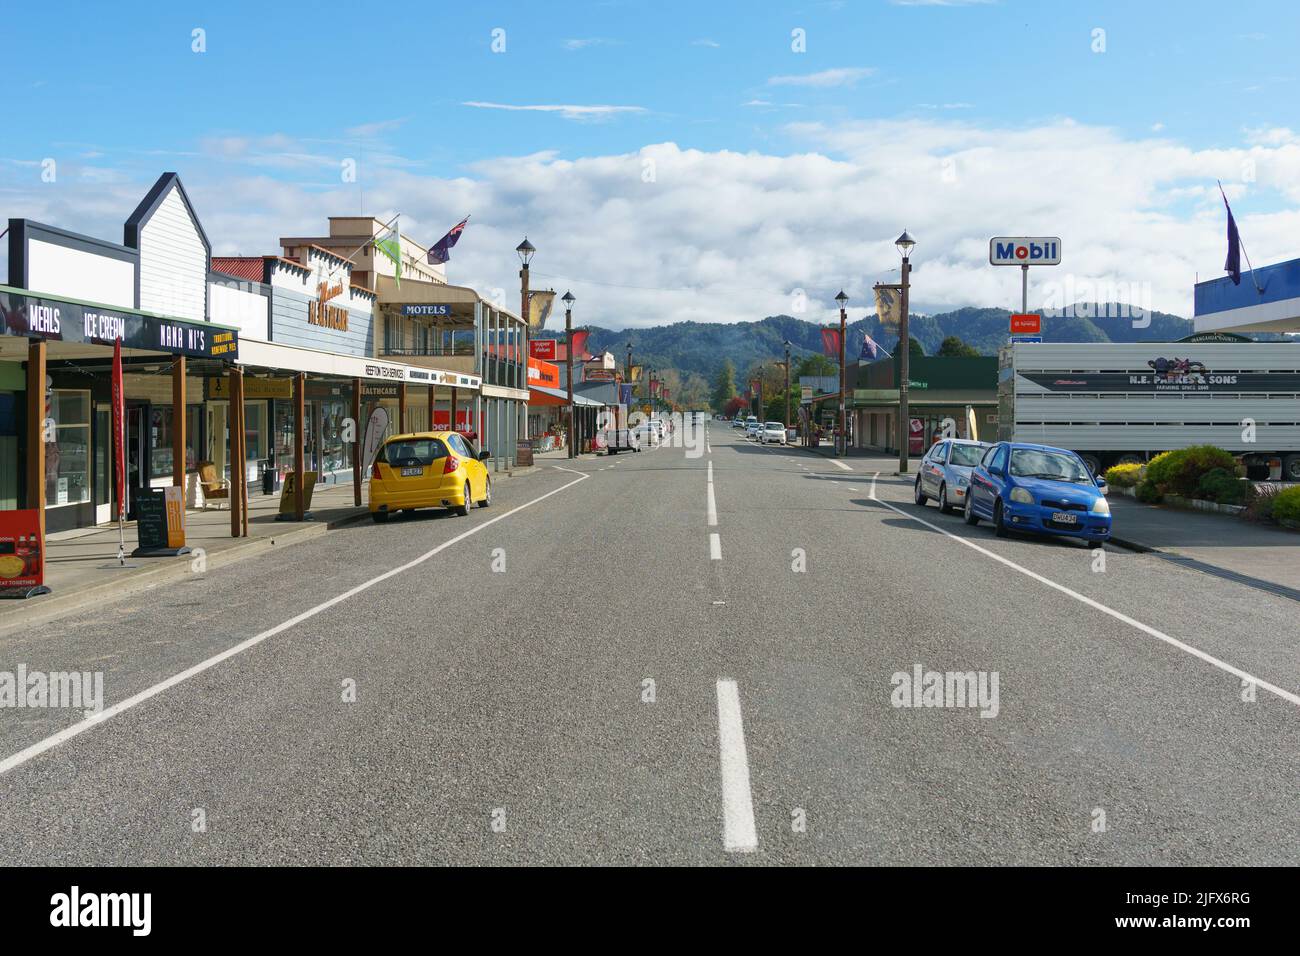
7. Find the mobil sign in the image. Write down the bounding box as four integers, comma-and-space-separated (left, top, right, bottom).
989, 237, 1061, 266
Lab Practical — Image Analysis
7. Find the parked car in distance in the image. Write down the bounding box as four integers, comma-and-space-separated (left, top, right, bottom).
369, 431, 491, 522
732, 418, 745, 429
914, 438, 991, 513
604, 428, 641, 454
760, 421, 787, 444
745, 420, 762, 439
963, 441, 1111, 547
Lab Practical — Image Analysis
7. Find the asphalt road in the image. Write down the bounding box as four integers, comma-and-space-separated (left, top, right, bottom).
1, 425, 1297, 865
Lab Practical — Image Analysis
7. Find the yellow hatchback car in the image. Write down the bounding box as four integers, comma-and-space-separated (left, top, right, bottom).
368, 431, 491, 523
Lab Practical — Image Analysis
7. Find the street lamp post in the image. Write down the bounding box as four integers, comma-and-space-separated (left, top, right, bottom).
563, 291, 575, 458
625, 341, 633, 429
895, 231, 915, 474
835, 290, 848, 457
783, 339, 791, 428
517, 238, 535, 440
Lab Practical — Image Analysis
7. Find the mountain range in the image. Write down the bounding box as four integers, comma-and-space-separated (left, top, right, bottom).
538, 304, 1275, 381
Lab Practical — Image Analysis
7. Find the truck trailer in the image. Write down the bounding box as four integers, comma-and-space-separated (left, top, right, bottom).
998, 342, 1300, 480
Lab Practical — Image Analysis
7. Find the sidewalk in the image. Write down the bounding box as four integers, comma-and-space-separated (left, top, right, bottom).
0, 480, 370, 633
1106, 496, 1300, 595
803, 440, 1300, 597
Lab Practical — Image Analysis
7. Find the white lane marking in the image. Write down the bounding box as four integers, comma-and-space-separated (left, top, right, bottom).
866, 471, 1300, 709
0, 469, 592, 779
716, 678, 758, 853
709, 532, 722, 560
707, 463, 718, 527
828, 458, 852, 471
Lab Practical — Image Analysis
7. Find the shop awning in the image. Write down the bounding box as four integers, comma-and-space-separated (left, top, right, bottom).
529, 385, 605, 407
237, 338, 481, 390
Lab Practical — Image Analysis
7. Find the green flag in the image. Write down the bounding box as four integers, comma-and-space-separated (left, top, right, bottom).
373, 216, 401, 288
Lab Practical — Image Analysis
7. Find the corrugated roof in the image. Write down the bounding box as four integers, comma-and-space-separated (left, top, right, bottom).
211, 257, 265, 282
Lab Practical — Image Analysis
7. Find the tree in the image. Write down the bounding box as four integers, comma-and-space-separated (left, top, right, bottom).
712, 359, 738, 411
794, 354, 836, 378
937, 335, 980, 358
908, 335, 926, 358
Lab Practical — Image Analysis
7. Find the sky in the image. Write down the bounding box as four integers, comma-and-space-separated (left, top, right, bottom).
3, 0, 1299, 328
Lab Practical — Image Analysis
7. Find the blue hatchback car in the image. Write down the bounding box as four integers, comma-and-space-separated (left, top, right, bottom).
963, 442, 1112, 547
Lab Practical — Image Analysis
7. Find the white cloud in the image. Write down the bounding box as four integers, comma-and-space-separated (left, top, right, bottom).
768, 67, 876, 88
462, 101, 646, 121
691, 39, 721, 48
891, 0, 996, 6
563, 38, 621, 50
7, 119, 1300, 328
344, 118, 407, 138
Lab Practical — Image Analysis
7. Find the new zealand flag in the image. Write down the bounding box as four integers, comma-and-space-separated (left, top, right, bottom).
428, 216, 469, 265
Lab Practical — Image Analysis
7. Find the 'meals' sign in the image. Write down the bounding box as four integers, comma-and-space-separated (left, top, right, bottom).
990, 237, 1062, 266
0, 288, 237, 360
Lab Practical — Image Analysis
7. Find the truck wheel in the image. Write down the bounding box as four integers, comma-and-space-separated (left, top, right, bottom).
1079, 453, 1103, 476
1282, 454, 1300, 482
1115, 454, 1143, 466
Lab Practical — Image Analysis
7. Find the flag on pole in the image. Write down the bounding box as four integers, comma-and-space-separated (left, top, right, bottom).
874, 283, 902, 332
571, 329, 590, 359
111, 338, 125, 521
820, 327, 842, 357
372, 216, 402, 288
629, 364, 643, 383
1219, 182, 1241, 286
428, 216, 469, 265
527, 289, 556, 329
860, 332, 888, 360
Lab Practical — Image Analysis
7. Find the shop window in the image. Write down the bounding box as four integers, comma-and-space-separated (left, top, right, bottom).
48, 390, 91, 507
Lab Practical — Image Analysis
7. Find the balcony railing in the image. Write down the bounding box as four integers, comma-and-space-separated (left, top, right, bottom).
381, 344, 477, 357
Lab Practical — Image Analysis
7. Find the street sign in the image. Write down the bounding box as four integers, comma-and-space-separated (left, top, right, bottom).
1010, 313, 1041, 334
1011, 335, 1042, 344
989, 237, 1061, 266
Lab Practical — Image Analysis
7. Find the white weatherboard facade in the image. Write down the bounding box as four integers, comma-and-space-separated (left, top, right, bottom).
131, 179, 208, 321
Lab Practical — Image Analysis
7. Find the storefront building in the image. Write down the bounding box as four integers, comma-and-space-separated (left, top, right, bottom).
849, 354, 998, 454
282, 216, 530, 473
5, 173, 240, 532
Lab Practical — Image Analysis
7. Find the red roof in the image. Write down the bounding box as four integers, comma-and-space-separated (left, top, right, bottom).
212, 257, 265, 282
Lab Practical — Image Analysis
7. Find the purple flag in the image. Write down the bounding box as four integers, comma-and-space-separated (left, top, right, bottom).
428, 216, 469, 265
860, 333, 887, 360
1218, 182, 1240, 286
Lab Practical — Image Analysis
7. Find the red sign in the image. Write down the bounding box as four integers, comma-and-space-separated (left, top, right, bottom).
529, 339, 557, 360
1010, 313, 1041, 334
0, 510, 45, 590
908, 417, 925, 455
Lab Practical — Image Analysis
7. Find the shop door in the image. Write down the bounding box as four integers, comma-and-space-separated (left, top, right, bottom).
125, 403, 150, 520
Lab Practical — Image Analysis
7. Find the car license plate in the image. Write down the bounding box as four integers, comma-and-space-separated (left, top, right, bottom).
400, 466, 424, 477
1051, 511, 1077, 525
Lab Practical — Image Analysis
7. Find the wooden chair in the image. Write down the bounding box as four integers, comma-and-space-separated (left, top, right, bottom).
196, 461, 230, 510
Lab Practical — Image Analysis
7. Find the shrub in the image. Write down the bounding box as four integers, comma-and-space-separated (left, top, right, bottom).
1244, 483, 1281, 522
1104, 463, 1143, 488
1142, 446, 1238, 498
1135, 479, 1163, 503
1274, 486, 1300, 524
1195, 467, 1246, 505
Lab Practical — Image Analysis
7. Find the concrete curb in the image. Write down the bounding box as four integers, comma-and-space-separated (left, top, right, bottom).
0, 510, 371, 638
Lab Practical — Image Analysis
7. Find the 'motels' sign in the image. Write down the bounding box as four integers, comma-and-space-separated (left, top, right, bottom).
989, 237, 1061, 266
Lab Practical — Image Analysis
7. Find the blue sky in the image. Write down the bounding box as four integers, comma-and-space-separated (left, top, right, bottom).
4, 0, 1300, 324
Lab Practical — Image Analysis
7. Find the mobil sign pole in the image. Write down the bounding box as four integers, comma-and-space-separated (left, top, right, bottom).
989, 237, 1061, 314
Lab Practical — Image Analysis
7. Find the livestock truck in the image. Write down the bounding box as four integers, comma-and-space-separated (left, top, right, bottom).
998, 342, 1300, 480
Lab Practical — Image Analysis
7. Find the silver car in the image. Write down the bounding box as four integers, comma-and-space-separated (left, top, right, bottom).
914, 438, 991, 513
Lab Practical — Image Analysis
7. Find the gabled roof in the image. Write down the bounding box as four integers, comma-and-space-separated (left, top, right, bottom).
123, 172, 211, 255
